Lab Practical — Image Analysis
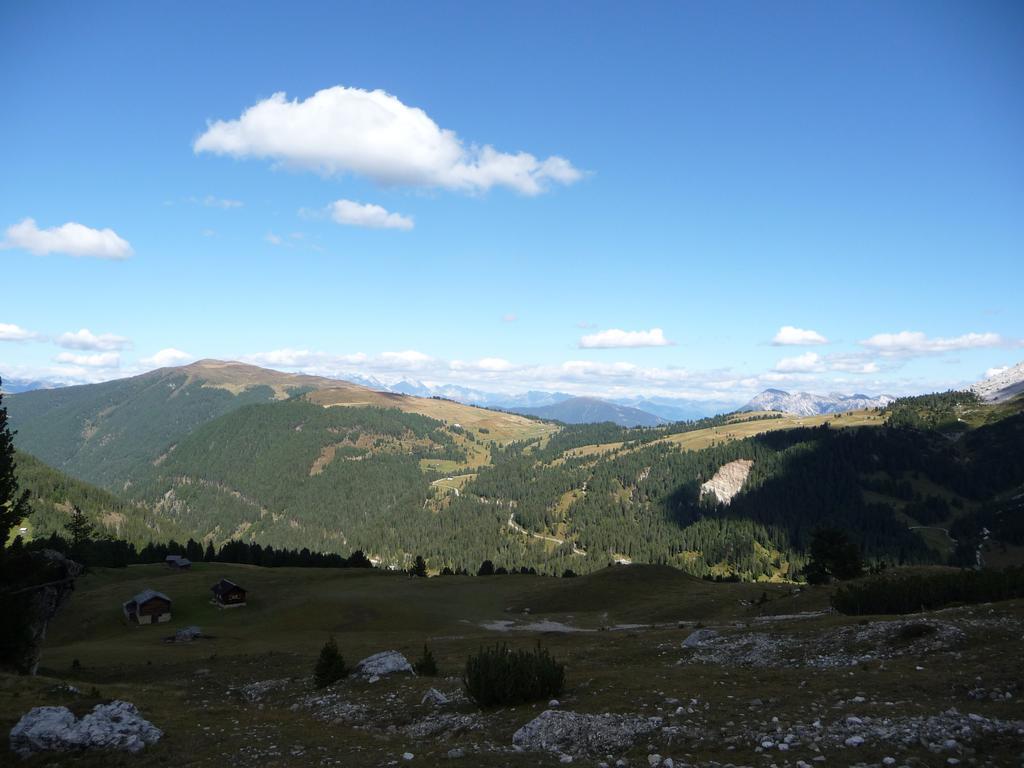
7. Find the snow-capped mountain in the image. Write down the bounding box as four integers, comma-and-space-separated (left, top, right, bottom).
739, 389, 895, 417
971, 362, 1024, 403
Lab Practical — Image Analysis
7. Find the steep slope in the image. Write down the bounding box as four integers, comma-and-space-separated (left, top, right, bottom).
12, 451, 180, 544
510, 396, 666, 427
972, 361, 1024, 403
7, 360, 551, 489
5, 360, 345, 487
740, 389, 894, 416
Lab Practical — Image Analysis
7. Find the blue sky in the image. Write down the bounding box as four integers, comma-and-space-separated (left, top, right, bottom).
1, 1, 1022, 401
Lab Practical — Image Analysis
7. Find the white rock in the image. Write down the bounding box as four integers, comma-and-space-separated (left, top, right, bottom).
9, 701, 161, 757
352, 650, 415, 679
402, 751, 414, 760
647, 754, 662, 766
844, 735, 864, 747
681, 629, 718, 648
422, 688, 449, 706
549, 699, 561, 707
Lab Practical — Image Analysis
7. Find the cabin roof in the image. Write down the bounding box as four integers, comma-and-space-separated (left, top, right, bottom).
127, 589, 171, 606
211, 578, 245, 595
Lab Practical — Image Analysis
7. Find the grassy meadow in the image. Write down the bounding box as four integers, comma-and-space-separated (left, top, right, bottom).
3, 562, 1023, 766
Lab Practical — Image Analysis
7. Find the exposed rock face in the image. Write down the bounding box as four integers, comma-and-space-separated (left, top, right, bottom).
971, 361, 1024, 403
9, 701, 162, 758
740, 389, 895, 416
0, 550, 82, 676
512, 710, 662, 756
351, 650, 415, 679
700, 459, 753, 504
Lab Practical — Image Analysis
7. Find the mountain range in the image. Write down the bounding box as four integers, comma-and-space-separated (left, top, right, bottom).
508, 396, 667, 427
739, 389, 896, 417
5, 358, 1024, 577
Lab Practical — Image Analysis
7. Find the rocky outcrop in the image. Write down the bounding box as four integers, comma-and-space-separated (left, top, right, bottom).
351, 650, 415, 680
700, 459, 753, 504
971, 361, 1024, 403
9, 701, 162, 758
512, 710, 662, 756
0, 549, 81, 675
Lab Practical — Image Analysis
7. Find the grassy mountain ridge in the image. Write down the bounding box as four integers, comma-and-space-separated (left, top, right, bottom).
6, 360, 550, 490
9, 363, 1024, 579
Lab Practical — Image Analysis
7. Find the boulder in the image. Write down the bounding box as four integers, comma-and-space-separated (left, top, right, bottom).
681, 628, 718, 648
9, 701, 161, 758
512, 710, 662, 756
9, 706, 77, 757
422, 687, 449, 706
352, 650, 415, 679
173, 626, 202, 642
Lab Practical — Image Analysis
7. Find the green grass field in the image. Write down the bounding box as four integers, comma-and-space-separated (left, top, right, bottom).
3, 563, 1023, 766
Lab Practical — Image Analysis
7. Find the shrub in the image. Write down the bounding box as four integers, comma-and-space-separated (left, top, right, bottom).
314, 635, 347, 688
413, 644, 438, 676
831, 566, 1024, 615
463, 642, 565, 707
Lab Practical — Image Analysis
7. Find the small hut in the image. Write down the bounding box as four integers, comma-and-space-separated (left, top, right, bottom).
123, 589, 172, 624
165, 555, 192, 570
210, 578, 247, 608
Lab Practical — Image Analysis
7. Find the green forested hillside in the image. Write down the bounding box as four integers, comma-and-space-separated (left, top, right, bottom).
6, 368, 292, 487
12, 450, 186, 544
10, 361, 1024, 580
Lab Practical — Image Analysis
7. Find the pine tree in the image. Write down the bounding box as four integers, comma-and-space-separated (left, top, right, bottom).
64, 506, 96, 550
0, 380, 32, 551
411, 555, 427, 578
413, 644, 438, 676
314, 635, 347, 688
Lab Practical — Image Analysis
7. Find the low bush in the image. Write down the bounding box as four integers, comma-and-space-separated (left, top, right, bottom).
832, 566, 1024, 615
463, 642, 565, 707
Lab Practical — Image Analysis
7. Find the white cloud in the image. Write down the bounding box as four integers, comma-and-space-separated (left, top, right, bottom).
329, 199, 413, 230
772, 326, 828, 346
860, 331, 1004, 357
194, 85, 583, 196
54, 351, 120, 368
197, 195, 243, 209
773, 352, 825, 373
502, 313, 518, 323
140, 348, 194, 367
378, 350, 433, 368
56, 328, 131, 351
2, 218, 133, 259
579, 328, 673, 349
245, 349, 368, 368
984, 366, 1009, 379
265, 232, 283, 245
0, 323, 38, 342
451, 357, 516, 372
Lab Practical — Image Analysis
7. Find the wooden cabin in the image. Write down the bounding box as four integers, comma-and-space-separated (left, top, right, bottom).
123, 589, 172, 624
165, 555, 192, 570
210, 578, 247, 608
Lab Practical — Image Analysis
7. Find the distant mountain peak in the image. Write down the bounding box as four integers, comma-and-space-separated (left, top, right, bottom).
740, 389, 894, 417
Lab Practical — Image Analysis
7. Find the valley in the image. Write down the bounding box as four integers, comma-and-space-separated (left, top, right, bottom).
6, 360, 1024, 581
